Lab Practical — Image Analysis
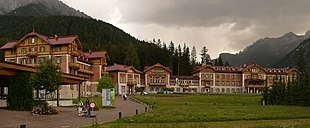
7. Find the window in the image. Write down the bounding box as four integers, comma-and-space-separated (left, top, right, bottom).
226, 81, 230, 86
70, 85, 75, 90
221, 81, 225, 86
226, 74, 230, 79
56, 46, 61, 51
22, 48, 27, 54
21, 58, 27, 64
222, 74, 225, 79
251, 68, 258, 73
11, 49, 16, 54
231, 75, 234, 79
30, 47, 36, 52
31, 37, 35, 44
30, 58, 36, 64
236, 81, 240, 86
216, 81, 219, 85
56, 57, 61, 63
40, 57, 45, 63
40, 46, 45, 52
232, 81, 235, 86
10, 59, 16, 63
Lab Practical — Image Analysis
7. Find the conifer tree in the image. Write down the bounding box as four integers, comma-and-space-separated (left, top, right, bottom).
200, 46, 211, 65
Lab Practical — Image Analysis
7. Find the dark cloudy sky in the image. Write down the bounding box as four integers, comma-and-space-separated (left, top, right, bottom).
62, 0, 310, 59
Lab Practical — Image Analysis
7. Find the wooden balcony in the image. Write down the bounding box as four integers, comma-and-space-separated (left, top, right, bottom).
71, 51, 79, 56
127, 81, 138, 85
149, 82, 166, 86
26, 52, 37, 57
78, 69, 94, 75
69, 62, 80, 69
246, 84, 265, 88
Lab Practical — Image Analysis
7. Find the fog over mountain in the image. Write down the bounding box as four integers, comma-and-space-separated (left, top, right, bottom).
219, 31, 310, 67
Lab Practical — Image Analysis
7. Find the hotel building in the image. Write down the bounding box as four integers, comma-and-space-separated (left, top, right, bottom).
0, 32, 109, 98
108, 63, 298, 94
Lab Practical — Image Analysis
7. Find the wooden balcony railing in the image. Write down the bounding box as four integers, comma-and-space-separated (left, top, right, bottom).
71, 51, 79, 56
78, 69, 94, 75
26, 52, 37, 57
69, 62, 80, 69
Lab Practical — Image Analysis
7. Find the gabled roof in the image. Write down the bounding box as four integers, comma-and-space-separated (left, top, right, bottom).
265, 67, 298, 74
242, 62, 268, 73
143, 63, 172, 73
0, 41, 18, 50
0, 32, 83, 49
48, 36, 76, 45
106, 64, 142, 74
84, 51, 110, 60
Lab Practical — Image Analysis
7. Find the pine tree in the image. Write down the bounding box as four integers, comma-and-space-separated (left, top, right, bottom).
7, 71, 33, 111
200, 46, 211, 65
124, 43, 140, 69
218, 56, 224, 66
190, 46, 197, 65
224, 61, 230, 66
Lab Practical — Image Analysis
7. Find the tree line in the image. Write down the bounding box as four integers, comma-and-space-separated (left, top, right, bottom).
0, 15, 220, 76
262, 56, 310, 106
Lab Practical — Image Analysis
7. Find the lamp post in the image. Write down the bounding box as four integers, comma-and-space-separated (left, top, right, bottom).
56, 69, 60, 107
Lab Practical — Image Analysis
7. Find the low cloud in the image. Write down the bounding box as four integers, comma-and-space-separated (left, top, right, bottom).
62, 0, 310, 59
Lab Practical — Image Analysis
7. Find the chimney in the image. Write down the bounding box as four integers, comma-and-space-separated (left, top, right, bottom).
55, 34, 58, 41
89, 50, 92, 55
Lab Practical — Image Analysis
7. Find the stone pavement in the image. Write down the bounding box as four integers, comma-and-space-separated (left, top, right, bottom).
0, 96, 148, 128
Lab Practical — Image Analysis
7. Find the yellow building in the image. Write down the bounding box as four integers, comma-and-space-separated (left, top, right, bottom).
0, 32, 109, 98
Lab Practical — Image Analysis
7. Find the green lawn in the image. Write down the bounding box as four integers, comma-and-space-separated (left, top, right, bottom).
90, 94, 310, 128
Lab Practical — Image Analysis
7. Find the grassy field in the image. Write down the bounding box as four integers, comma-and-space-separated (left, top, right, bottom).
91, 94, 310, 128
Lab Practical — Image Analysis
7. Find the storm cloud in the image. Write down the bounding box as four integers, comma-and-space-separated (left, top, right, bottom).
62, 0, 310, 59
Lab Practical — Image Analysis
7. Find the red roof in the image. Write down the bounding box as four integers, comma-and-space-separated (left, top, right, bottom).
0, 41, 18, 50
106, 64, 131, 72
48, 36, 76, 45
84, 51, 108, 58
106, 64, 142, 74
0, 32, 78, 49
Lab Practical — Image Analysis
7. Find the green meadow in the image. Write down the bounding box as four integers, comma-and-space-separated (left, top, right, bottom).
90, 94, 310, 128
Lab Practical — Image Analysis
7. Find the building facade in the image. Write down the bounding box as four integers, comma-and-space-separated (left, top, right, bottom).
106, 64, 142, 95
108, 63, 298, 94
0, 32, 109, 98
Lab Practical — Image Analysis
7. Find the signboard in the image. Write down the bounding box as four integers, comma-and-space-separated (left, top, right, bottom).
102, 88, 111, 106
90, 102, 96, 109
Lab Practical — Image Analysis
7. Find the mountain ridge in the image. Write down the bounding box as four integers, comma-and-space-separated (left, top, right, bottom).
219, 31, 308, 67
0, 0, 90, 18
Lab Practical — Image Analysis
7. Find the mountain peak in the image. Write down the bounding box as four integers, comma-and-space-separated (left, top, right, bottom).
282, 31, 297, 37
304, 30, 310, 39
1, 0, 90, 18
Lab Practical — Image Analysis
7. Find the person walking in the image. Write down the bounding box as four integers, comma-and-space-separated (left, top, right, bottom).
85, 98, 90, 116
78, 100, 84, 116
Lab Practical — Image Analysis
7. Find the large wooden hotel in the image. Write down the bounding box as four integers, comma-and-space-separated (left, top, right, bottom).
0, 32, 299, 98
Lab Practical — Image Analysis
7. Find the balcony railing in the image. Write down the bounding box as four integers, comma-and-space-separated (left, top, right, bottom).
149, 82, 166, 86
78, 69, 94, 75
26, 52, 37, 57
69, 62, 80, 69
127, 81, 138, 85
71, 51, 79, 56
246, 84, 265, 88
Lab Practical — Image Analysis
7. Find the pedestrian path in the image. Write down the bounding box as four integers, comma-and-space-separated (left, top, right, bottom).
0, 96, 148, 128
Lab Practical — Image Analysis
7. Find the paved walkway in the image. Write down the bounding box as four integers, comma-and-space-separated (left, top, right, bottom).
0, 96, 148, 128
